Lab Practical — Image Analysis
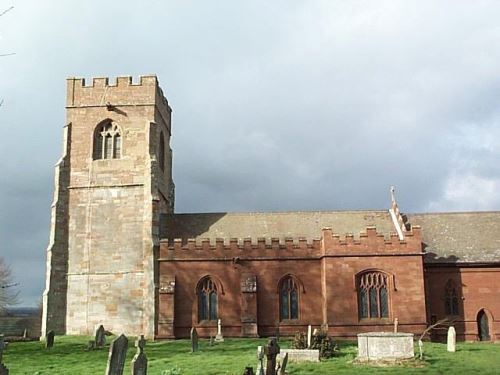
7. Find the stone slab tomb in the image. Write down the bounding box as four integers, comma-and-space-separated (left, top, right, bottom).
357, 332, 414, 361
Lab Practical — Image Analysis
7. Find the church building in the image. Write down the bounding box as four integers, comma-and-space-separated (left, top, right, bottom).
41, 76, 500, 342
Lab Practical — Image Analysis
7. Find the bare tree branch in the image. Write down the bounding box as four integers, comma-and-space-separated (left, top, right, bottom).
0, 6, 14, 17
0, 257, 20, 314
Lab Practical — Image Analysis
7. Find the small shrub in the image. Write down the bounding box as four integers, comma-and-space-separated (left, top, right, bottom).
292, 331, 307, 349
311, 332, 339, 359
161, 366, 182, 375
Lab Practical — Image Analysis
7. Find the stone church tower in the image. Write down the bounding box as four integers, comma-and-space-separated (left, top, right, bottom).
41, 76, 174, 339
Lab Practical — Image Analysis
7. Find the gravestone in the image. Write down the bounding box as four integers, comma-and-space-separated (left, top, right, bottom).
209, 336, 214, 346
105, 334, 128, 375
190, 328, 199, 353
447, 326, 456, 353
264, 337, 280, 375
307, 325, 312, 348
46, 330, 55, 349
278, 352, 288, 375
131, 335, 147, 375
22, 329, 28, 339
95, 325, 106, 348
0, 363, 8, 375
394, 318, 399, 333
256, 345, 264, 375
0, 335, 5, 363
215, 319, 224, 342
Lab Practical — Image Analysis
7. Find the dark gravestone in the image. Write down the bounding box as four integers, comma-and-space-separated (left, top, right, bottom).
0, 335, 5, 363
0, 363, 8, 375
106, 334, 128, 375
278, 352, 288, 375
243, 367, 254, 375
264, 338, 280, 375
190, 328, 198, 353
131, 335, 147, 375
46, 330, 55, 349
95, 325, 106, 348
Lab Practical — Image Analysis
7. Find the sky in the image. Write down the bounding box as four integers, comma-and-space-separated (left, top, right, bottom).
1, 1, 500, 306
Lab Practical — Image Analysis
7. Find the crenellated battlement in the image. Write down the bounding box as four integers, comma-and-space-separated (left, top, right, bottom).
159, 225, 423, 259
66, 75, 171, 111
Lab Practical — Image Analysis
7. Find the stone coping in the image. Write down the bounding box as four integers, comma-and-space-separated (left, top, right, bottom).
358, 332, 414, 338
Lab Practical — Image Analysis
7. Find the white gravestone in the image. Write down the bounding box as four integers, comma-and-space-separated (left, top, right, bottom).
307, 325, 312, 348
256, 345, 264, 375
215, 319, 224, 342
447, 326, 456, 352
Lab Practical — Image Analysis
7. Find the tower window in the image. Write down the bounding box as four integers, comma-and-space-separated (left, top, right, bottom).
197, 277, 218, 322
159, 132, 165, 171
358, 271, 390, 319
93, 121, 122, 160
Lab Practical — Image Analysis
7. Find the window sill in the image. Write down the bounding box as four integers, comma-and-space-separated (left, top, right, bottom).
279, 320, 303, 325
358, 318, 392, 324
197, 320, 218, 327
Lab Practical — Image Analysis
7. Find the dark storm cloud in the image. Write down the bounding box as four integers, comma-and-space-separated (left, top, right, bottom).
1, 1, 500, 305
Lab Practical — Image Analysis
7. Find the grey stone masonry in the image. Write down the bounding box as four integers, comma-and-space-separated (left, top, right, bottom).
357, 332, 414, 361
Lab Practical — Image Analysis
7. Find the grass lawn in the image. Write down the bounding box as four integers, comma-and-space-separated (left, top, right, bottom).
2, 336, 500, 374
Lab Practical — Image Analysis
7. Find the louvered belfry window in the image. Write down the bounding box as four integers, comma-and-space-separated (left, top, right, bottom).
93, 121, 122, 160
358, 271, 390, 319
198, 277, 218, 321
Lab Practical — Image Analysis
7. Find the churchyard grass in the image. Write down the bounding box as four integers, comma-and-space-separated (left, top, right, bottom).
2, 336, 499, 374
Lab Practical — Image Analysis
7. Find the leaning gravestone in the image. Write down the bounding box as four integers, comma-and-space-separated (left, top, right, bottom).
46, 330, 55, 349
0, 363, 8, 375
278, 352, 288, 375
96, 325, 106, 348
264, 338, 280, 375
447, 326, 456, 353
105, 334, 128, 375
190, 328, 199, 353
131, 335, 147, 375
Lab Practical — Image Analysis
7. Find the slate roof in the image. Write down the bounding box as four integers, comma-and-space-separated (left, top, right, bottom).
408, 211, 500, 264
160, 210, 395, 242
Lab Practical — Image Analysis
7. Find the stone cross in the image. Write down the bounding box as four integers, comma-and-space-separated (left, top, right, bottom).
46, 330, 55, 349
278, 352, 288, 375
95, 325, 106, 348
394, 318, 399, 333
307, 325, 312, 348
0, 335, 5, 363
264, 338, 280, 375
215, 319, 224, 342
131, 335, 147, 375
105, 334, 129, 375
190, 327, 199, 353
447, 326, 456, 352
256, 346, 264, 375
0, 363, 8, 375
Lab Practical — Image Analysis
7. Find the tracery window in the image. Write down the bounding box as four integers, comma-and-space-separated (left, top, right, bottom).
358, 271, 390, 319
444, 279, 459, 316
279, 276, 299, 320
159, 132, 165, 171
198, 277, 218, 322
93, 121, 122, 160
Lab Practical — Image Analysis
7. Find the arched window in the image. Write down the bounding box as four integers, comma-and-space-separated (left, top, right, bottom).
93, 121, 122, 160
197, 277, 218, 322
279, 276, 299, 320
159, 132, 165, 171
444, 279, 459, 316
358, 271, 390, 319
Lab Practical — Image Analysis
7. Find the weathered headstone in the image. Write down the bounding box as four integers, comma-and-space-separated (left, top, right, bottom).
22, 329, 28, 339
215, 319, 224, 342
46, 330, 55, 349
394, 318, 399, 333
190, 327, 199, 353
88, 340, 97, 351
105, 334, 129, 375
0, 363, 8, 375
243, 367, 254, 375
307, 325, 312, 348
278, 352, 288, 375
0, 335, 5, 363
256, 345, 264, 375
209, 336, 214, 346
95, 325, 106, 348
447, 326, 456, 352
264, 337, 280, 375
131, 335, 147, 375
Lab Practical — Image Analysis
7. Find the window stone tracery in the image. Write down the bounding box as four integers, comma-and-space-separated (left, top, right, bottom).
93, 121, 122, 160
358, 271, 390, 319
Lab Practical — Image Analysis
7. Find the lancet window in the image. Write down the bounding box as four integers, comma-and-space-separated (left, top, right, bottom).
444, 279, 459, 316
279, 276, 299, 320
358, 271, 390, 319
93, 121, 122, 160
159, 132, 165, 171
198, 277, 218, 322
